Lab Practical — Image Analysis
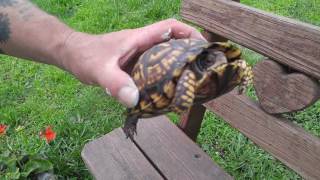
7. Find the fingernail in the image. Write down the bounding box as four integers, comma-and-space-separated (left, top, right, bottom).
118, 80, 139, 108
192, 31, 207, 41
161, 28, 172, 41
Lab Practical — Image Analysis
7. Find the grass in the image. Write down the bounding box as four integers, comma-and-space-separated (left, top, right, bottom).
0, 0, 319, 179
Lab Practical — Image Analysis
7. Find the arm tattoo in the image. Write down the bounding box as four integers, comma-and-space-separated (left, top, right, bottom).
0, 13, 10, 43
0, 0, 17, 7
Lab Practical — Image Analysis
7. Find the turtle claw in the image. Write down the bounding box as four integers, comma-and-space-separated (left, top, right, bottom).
123, 125, 137, 140
123, 116, 138, 140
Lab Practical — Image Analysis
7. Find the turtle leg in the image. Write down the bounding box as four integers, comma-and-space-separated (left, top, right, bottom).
123, 111, 139, 139
171, 69, 197, 114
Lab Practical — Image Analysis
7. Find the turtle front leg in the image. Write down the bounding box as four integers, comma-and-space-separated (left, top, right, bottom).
123, 111, 139, 139
171, 69, 197, 114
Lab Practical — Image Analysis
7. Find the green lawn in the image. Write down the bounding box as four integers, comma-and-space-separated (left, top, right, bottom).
1, 0, 319, 179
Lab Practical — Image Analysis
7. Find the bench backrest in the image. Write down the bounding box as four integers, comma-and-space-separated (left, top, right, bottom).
181, 0, 320, 179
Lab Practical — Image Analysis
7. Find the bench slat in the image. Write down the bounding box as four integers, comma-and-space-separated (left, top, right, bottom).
181, 0, 320, 79
253, 59, 320, 113
134, 116, 233, 180
205, 92, 320, 179
82, 129, 163, 180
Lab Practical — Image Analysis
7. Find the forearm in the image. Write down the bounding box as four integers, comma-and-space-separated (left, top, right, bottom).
0, 0, 74, 68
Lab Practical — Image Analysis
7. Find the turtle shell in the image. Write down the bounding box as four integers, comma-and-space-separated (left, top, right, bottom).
130, 39, 211, 117
123, 38, 252, 139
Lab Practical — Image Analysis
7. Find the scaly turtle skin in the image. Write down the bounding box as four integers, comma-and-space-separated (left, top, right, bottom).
124, 39, 253, 139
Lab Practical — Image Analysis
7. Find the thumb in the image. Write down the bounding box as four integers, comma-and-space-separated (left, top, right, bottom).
100, 65, 139, 108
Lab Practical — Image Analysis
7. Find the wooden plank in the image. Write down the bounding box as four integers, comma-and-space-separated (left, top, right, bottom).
135, 116, 233, 180
179, 104, 206, 141
81, 128, 163, 180
204, 92, 320, 180
181, 0, 320, 79
253, 59, 320, 114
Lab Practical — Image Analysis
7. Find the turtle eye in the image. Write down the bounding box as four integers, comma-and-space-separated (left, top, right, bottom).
205, 54, 217, 66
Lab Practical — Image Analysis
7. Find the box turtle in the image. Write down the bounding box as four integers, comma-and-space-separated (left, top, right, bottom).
124, 39, 253, 139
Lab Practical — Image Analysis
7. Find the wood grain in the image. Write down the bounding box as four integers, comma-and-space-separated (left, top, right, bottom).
253, 59, 320, 114
135, 116, 233, 180
81, 129, 163, 180
181, 0, 320, 79
204, 92, 320, 180
179, 104, 206, 141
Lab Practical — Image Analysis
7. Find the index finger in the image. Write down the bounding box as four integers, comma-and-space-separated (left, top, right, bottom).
134, 19, 206, 52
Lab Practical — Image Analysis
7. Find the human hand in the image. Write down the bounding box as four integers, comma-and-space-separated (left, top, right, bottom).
60, 19, 205, 107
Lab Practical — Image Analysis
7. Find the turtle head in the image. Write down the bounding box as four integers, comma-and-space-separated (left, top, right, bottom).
192, 42, 241, 76
193, 49, 252, 104
200, 43, 251, 96
209, 59, 253, 94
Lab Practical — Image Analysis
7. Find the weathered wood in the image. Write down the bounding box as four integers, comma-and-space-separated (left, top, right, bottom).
201, 30, 227, 42
179, 104, 206, 141
253, 59, 320, 114
135, 116, 233, 180
81, 128, 163, 180
204, 92, 320, 180
181, 0, 320, 79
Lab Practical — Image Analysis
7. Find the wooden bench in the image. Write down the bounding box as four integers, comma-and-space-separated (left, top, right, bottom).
82, 0, 320, 179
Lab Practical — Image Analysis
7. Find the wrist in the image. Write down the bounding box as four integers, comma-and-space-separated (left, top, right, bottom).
49, 26, 76, 70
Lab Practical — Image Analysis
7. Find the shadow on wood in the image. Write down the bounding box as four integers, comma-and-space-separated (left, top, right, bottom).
82, 116, 233, 180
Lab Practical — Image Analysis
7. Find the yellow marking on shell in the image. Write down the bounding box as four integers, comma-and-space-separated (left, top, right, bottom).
188, 72, 196, 79
161, 56, 175, 68
173, 68, 183, 77
181, 95, 193, 103
147, 64, 166, 84
155, 97, 170, 109
182, 102, 191, 107
156, 66, 162, 74
186, 90, 194, 98
188, 85, 195, 93
218, 42, 231, 49
187, 54, 197, 62
226, 48, 241, 60
150, 93, 160, 101
149, 47, 171, 61
170, 50, 183, 57
163, 81, 175, 98
162, 60, 172, 70
159, 43, 171, 47
183, 82, 195, 92
174, 107, 184, 114
139, 64, 145, 79
211, 42, 230, 52
133, 71, 140, 81
188, 79, 196, 86
182, 39, 190, 44
147, 64, 162, 74
140, 100, 149, 110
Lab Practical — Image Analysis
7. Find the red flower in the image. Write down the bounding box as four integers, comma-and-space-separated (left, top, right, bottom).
0, 124, 7, 135
40, 126, 56, 143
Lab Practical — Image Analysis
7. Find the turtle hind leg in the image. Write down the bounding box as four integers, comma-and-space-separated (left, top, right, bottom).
123, 114, 139, 139
171, 69, 196, 114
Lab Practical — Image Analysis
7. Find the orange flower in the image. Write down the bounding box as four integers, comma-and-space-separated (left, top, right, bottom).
40, 126, 56, 143
0, 124, 7, 135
